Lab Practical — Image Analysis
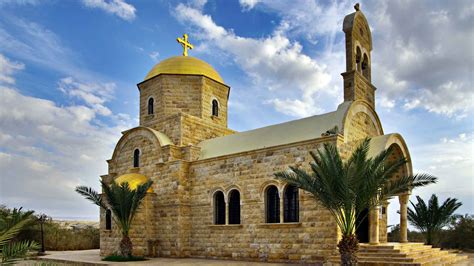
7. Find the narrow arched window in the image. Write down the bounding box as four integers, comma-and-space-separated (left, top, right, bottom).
105, 209, 112, 230
133, 149, 140, 167
214, 191, 225, 225
362, 54, 369, 79
212, 99, 219, 117
284, 185, 299, 222
148, 98, 154, 115
355, 47, 362, 72
266, 185, 280, 223
228, 190, 240, 224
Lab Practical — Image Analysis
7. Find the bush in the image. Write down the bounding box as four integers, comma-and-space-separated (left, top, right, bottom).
102, 255, 147, 261
440, 214, 474, 250
0, 206, 99, 251
387, 224, 425, 243
19, 221, 100, 251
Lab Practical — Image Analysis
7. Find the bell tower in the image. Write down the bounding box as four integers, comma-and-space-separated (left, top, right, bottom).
341, 3, 376, 108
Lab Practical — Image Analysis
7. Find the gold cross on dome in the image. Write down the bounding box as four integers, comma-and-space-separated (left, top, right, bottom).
177, 33, 193, 56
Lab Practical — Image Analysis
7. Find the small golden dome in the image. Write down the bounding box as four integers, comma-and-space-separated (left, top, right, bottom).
114, 173, 153, 193
144, 56, 224, 83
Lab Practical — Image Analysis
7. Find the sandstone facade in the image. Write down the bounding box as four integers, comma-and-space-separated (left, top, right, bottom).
99, 6, 413, 264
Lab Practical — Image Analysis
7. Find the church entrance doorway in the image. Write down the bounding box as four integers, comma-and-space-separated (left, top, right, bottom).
356, 208, 369, 243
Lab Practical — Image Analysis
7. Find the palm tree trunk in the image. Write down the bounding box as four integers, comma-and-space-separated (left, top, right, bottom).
337, 234, 359, 266
119, 235, 133, 257
426, 229, 432, 245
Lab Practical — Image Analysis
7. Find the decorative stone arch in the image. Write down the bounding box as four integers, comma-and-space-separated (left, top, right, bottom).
111, 126, 172, 162
208, 187, 226, 203
259, 180, 284, 201
146, 96, 155, 115
368, 133, 413, 178
210, 188, 226, 225
225, 185, 243, 202
211, 97, 220, 117
342, 100, 384, 143
343, 10, 373, 51
367, 133, 413, 244
282, 183, 300, 223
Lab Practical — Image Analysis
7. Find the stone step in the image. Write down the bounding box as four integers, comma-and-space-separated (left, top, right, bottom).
416, 252, 468, 265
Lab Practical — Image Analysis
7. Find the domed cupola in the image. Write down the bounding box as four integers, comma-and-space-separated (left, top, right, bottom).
144, 56, 224, 84
137, 34, 231, 144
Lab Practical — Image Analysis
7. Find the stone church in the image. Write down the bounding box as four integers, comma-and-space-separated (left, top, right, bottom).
98, 6, 430, 264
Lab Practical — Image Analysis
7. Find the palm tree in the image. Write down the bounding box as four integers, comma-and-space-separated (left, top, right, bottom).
0, 207, 39, 263
76, 180, 153, 257
407, 194, 462, 245
275, 138, 437, 266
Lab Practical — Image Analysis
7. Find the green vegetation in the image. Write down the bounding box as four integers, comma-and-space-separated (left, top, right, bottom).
102, 254, 147, 262
275, 138, 437, 266
19, 220, 99, 251
0, 207, 39, 263
1, 205, 99, 255
389, 214, 474, 250
76, 180, 153, 257
407, 194, 463, 245
440, 214, 474, 250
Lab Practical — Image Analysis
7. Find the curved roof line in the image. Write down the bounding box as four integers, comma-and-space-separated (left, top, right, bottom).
197, 101, 352, 160
111, 126, 172, 160
368, 133, 413, 176
343, 11, 373, 50
144, 56, 224, 83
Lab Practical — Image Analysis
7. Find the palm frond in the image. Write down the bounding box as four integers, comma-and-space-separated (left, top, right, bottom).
75, 185, 107, 210
1, 240, 39, 263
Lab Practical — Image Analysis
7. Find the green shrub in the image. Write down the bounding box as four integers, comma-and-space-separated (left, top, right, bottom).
102, 255, 147, 261
19, 221, 99, 251
440, 214, 474, 250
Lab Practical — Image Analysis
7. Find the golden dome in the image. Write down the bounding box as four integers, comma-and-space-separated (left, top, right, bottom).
114, 173, 153, 193
144, 56, 224, 83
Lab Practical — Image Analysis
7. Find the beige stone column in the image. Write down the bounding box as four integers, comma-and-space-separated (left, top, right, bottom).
369, 206, 380, 244
225, 198, 229, 225
279, 190, 284, 223
399, 194, 409, 243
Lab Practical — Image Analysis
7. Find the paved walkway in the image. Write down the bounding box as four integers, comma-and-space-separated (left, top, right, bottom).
21, 250, 290, 265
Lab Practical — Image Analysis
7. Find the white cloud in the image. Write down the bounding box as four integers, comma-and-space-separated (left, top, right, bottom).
81, 0, 136, 21
0, 0, 38, 6
149, 51, 160, 62
58, 77, 115, 116
0, 53, 24, 84
0, 54, 131, 219
175, 4, 336, 118
365, 0, 474, 117
0, 15, 103, 82
239, 0, 261, 10
405, 133, 474, 219
231, 0, 474, 118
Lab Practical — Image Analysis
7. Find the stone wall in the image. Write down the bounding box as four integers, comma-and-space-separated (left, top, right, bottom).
100, 194, 157, 257
138, 75, 230, 129
186, 137, 340, 263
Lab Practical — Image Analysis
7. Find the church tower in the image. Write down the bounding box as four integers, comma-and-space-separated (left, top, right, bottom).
136, 34, 233, 146
341, 3, 376, 108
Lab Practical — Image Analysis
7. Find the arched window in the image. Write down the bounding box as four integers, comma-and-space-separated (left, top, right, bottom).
212, 99, 219, 117
362, 54, 369, 79
133, 149, 140, 168
228, 190, 240, 224
214, 191, 225, 225
355, 47, 362, 72
284, 185, 299, 222
147, 98, 154, 115
265, 185, 280, 223
105, 209, 112, 230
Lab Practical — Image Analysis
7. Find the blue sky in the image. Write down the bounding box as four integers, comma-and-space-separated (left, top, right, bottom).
0, 0, 472, 227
